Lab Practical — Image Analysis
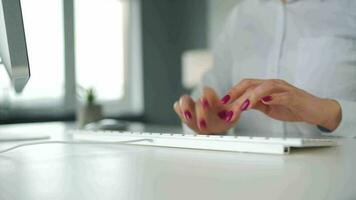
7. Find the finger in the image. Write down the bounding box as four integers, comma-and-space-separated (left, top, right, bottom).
174, 101, 200, 133
179, 95, 196, 123
201, 87, 237, 124
233, 80, 291, 112
220, 79, 263, 105
177, 97, 200, 132
217, 108, 241, 125
252, 101, 270, 115
195, 99, 209, 133
261, 92, 291, 107
200, 86, 220, 110
221, 87, 255, 122
173, 101, 184, 120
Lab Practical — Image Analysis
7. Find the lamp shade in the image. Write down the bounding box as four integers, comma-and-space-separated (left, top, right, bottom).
181, 49, 213, 89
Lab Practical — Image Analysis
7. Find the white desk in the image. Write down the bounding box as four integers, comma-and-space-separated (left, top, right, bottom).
0, 122, 355, 200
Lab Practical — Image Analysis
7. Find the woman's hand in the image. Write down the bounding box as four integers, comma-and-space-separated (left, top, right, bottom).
173, 87, 241, 134
222, 79, 342, 131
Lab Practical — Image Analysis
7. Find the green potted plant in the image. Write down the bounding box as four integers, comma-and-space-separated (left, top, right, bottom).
77, 88, 103, 128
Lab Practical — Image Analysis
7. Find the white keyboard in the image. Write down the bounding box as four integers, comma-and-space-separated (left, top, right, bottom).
71, 130, 338, 155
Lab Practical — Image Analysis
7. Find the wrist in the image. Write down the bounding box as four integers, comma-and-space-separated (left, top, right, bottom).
318, 98, 342, 131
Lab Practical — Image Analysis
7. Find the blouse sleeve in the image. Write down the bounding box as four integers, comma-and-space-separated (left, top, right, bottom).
321, 100, 356, 138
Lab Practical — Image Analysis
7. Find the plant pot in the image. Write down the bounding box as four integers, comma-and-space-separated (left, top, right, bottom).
77, 104, 103, 129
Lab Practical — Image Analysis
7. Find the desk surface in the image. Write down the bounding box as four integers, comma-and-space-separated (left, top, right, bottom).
0, 122, 355, 200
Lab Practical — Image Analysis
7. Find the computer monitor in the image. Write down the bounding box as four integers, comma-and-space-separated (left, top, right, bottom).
0, 0, 30, 93
0, 0, 48, 141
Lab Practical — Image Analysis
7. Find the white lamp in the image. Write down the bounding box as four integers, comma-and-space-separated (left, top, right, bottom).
182, 49, 213, 89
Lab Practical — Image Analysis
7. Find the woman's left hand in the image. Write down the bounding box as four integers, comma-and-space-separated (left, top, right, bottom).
221, 79, 342, 131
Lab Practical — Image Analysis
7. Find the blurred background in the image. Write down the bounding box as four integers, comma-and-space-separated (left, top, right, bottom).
0, 0, 238, 127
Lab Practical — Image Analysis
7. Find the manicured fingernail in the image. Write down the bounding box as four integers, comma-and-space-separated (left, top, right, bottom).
218, 110, 228, 120
199, 119, 207, 129
220, 95, 231, 104
201, 98, 210, 109
225, 111, 234, 122
240, 99, 250, 111
218, 110, 234, 122
262, 96, 272, 102
184, 111, 192, 121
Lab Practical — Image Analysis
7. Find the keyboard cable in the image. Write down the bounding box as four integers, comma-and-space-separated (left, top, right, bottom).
0, 139, 153, 154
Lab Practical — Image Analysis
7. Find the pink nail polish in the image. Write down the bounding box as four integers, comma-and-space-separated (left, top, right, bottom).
225, 111, 234, 122
240, 99, 250, 111
218, 110, 228, 120
201, 98, 210, 109
199, 119, 207, 129
262, 96, 272, 102
218, 110, 234, 122
184, 111, 192, 121
220, 95, 231, 104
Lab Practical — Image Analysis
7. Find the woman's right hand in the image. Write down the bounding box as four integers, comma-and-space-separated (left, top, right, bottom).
173, 87, 241, 135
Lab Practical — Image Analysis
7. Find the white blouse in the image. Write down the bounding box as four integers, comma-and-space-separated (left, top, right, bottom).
193, 0, 356, 137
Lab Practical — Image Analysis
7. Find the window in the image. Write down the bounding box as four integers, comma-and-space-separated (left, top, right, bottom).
75, 0, 143, 116
75, 0, 125, 101
0, 0, 143, 120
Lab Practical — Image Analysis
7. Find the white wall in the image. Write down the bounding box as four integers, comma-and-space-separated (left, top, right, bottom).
208, 0, 241, 47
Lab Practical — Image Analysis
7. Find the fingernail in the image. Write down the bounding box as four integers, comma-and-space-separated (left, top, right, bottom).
218, 110, 234, 122
184, 111, 192, 121
201, 98, 210, 109
199, 119, 207, 129
262, 96, 272, 102
225, 111, 234, 122
220, 95, 231, 104
240, 99, 250, 111
218, 110, 228, 120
